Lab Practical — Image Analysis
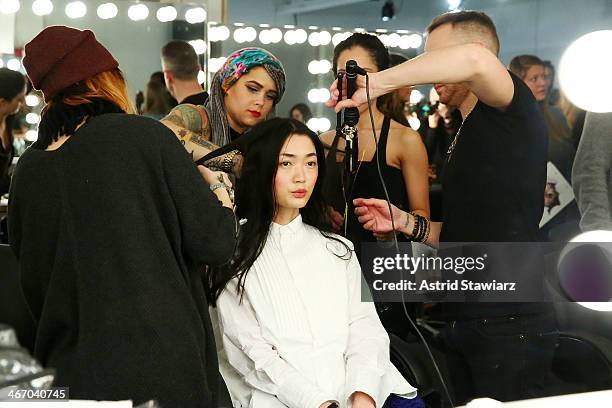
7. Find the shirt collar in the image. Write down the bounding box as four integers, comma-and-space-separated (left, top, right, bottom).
270, 214, 304, 238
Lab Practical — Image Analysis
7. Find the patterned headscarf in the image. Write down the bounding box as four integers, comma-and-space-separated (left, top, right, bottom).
206, 47, 286, 147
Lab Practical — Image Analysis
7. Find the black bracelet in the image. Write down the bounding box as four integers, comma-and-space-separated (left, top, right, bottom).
414, 213, 429, 242
409, 211, 419, 240
417, 214, 426, 242
416, 214, 424, 242
421, 216, 428, 242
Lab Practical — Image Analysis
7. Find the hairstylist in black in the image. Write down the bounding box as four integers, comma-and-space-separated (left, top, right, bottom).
337, 11, 557, 405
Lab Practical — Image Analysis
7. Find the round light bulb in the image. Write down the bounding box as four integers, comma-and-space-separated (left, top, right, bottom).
128, 4, 149, 21
559, 30, 612, 113
319, 88, 331, 103
319, 117, 331, 132
156, 6, 177, 22
388, 33, 401, 48
408, 116, 421, 131
259, 29, 272, 45
25, 95, 40, 107
308, 32, 321, 47
318, 31, 331, 46
294, 29, 307, 44
25, 130, 38, 142
284, 30, 297, 45
26, 113, 40, 125
233, 28, 245, 43
32, 0, 53, 16
408, 33, 423, 48
185, 7, 206, 24
319, 59, 332, 74
97, 2, 117, 20
243, 27, 257, 42
217, 25, 230, 41
189, 39, 207, 55
307, 89, 319, 103
6, 58, 20, 71
65, 1, 86, 19
399, 35, 411, 50
307, 118, 319, 132
269, 28, 282, 44
409, 89, 423, 104
208, 26, 219, 42
0, 0, 20, 14
308, 60, 319, 75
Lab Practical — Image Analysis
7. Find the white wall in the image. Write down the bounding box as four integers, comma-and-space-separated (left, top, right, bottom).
220, 0, 612, 115
228, 0, 612, 67
9, 0, 611, 116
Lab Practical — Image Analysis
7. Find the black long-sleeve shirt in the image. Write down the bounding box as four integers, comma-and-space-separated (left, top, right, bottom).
9, 113, 236, 407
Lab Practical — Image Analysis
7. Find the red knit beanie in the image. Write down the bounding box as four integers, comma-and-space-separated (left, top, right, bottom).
23, 26, 119, 101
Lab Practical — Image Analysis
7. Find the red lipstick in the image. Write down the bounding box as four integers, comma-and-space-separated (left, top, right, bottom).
248, 110, 261, 118
292, 189, 306, 198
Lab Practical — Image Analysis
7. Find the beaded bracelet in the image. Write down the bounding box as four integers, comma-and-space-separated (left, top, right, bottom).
410, 212, 431, 243
417, 214, 426, 242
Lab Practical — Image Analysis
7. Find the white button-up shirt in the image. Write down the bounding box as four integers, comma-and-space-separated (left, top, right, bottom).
212, 215, 417, 408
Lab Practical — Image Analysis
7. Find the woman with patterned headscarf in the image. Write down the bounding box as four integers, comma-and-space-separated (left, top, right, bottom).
162, 47, 286, 175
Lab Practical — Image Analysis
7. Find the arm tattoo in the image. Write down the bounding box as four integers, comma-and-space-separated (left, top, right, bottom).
176, 104, 204, 133
163, 104, 203, 132
162, 104, 216, 161
163, 111, 187, 129
180, 128, 218, 151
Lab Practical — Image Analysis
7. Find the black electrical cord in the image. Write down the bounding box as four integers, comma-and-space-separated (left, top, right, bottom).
363, 73, 456, 408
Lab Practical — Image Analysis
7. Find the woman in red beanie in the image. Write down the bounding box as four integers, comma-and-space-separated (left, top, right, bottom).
9, 25, 236, 408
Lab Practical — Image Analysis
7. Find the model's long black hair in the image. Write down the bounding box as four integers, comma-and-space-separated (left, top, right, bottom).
207, 118, 352, 305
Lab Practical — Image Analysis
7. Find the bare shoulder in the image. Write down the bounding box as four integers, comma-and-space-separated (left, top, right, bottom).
389, 120, 424, 148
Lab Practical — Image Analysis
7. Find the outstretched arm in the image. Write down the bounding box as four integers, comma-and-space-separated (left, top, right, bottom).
330, 43, 513, 112
354, 198, 442, 248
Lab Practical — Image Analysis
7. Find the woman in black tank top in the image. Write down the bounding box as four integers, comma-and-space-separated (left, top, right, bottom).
321, 34, 430, 255
326, 116, 414, 247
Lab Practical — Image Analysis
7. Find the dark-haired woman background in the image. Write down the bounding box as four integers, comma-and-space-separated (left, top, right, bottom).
320, 33, 430, 250
0, 68, 26, 196
289, 103, 313, 124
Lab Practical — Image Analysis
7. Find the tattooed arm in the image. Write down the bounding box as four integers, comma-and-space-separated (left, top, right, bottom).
161, 104, 243, 176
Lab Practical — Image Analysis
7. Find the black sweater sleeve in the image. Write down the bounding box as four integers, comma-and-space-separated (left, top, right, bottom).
157, 124, 237, 266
